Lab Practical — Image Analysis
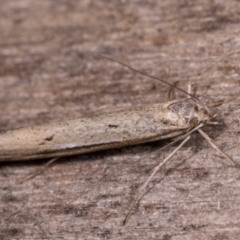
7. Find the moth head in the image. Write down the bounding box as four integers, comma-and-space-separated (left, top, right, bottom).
168, 98, 211, 127
196, 103, 212, 124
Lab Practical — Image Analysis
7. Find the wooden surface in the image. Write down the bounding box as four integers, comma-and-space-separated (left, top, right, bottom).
1, 0, 240, 239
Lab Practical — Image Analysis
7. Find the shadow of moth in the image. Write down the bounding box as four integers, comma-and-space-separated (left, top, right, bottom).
0, 55, 238, 224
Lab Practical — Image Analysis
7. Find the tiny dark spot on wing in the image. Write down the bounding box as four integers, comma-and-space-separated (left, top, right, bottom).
108, 124, 119, 128
161, 118, 172, 125
44, 135, 54, 141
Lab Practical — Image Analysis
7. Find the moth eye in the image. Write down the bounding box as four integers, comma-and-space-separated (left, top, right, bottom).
189, 117, 198, 126
203, 109, 208, 115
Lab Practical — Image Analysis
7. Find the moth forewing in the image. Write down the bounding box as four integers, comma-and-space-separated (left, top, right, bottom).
0, 98, 208, 162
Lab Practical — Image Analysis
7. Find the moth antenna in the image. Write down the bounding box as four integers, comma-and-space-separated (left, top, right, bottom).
99, 54, 200, 102
209, 95, 240, 108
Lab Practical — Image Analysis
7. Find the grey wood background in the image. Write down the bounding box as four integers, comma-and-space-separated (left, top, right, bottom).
0, 0, 240, 239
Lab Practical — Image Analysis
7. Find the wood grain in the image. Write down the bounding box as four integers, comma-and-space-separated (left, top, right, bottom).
1, 0, 240, 239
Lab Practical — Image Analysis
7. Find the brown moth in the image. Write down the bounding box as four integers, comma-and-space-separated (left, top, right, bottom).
0, 55, 238, 224
0, 98, 208, 162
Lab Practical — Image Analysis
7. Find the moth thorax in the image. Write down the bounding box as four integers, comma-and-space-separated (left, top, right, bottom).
168, 98, 210, 127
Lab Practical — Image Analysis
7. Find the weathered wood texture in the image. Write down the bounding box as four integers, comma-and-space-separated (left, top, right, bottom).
1, 0, 240, 239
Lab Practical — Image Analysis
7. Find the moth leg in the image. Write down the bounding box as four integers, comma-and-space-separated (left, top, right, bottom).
187, 79, 198, 98
123, 135, 190, 225
167, 80, 179, 100
20, 157, 59, 183
198, 129, 240, 168
187, 79, 192, 98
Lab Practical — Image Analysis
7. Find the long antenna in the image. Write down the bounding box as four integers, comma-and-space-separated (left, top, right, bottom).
99, 54, 199, 101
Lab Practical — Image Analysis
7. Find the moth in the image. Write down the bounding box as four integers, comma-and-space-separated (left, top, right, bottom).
0, 56, 217, 162
0, 55, 238, 224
